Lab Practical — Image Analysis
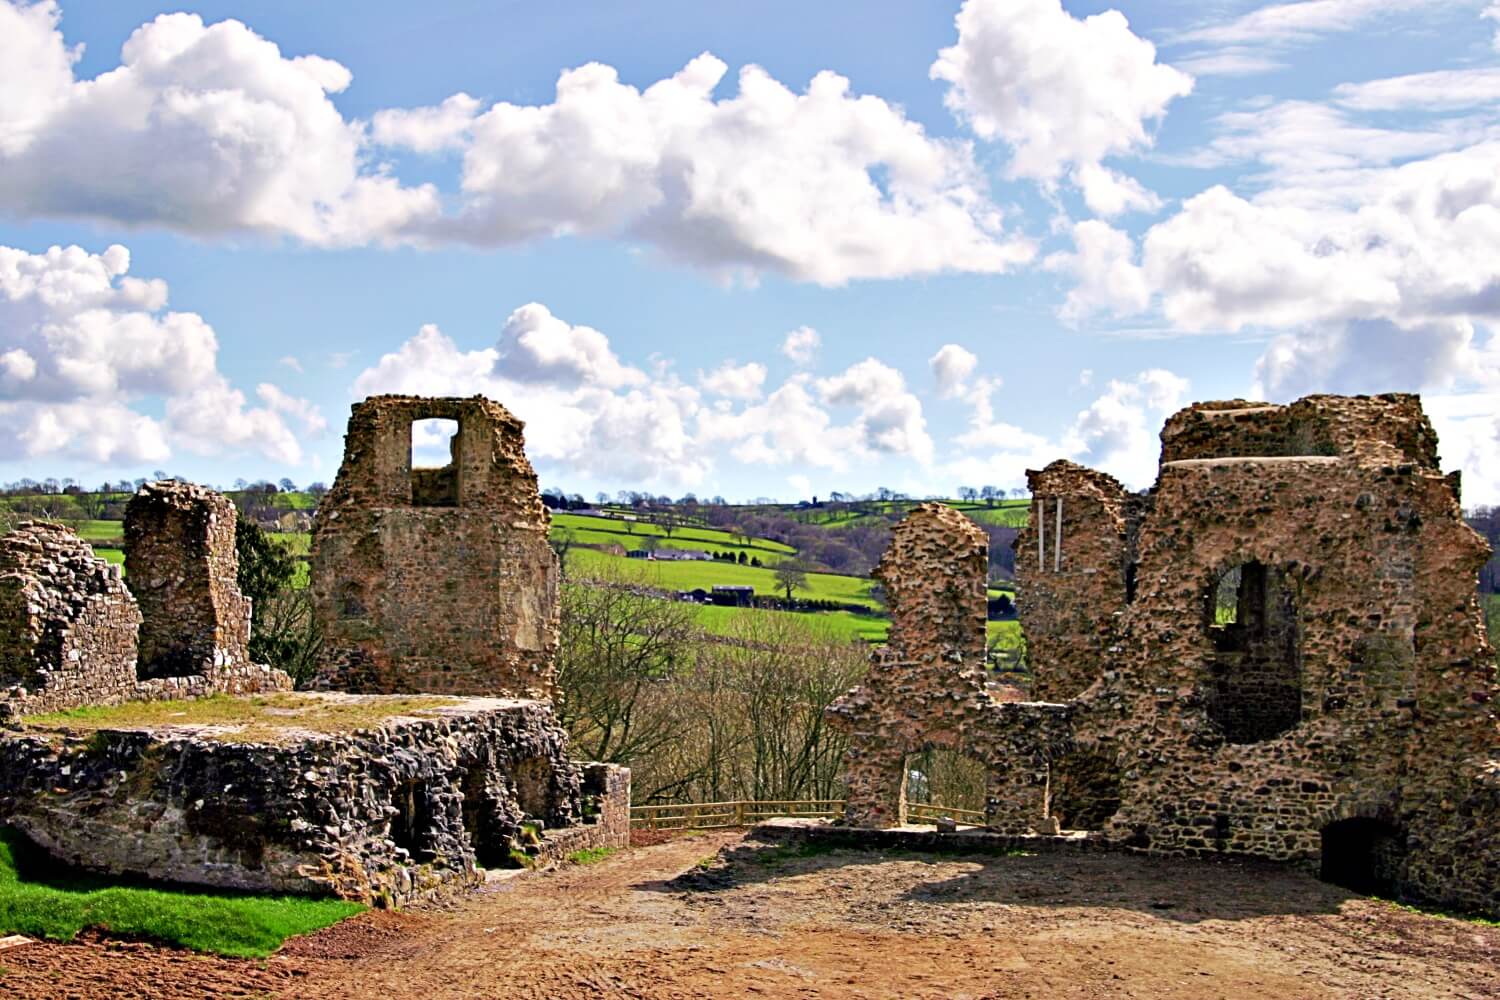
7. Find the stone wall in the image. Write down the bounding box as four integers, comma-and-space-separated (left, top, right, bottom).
1016, 462, 1133, 701
829, 503, 1074, 833
0, 514, 287, 719
0, 695, 629, 906
0, 523, 141, 715
840, 395, 1499, 918
1006, 393, 1500, 917
311, 396, 559, 699
125, 482, 276, 688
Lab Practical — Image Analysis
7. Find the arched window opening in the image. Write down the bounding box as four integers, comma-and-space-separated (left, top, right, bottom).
410, 418, 460, 507
1047, 752, 1122, 832
1205, 561, 1302, 743
902, 747, 988, 824
1320, 818, 1407, 897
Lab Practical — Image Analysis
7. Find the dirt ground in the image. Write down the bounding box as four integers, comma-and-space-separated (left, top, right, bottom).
3, 830, 1498, 999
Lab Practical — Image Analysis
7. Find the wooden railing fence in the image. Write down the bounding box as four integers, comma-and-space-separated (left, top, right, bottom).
629, 799, 984, 829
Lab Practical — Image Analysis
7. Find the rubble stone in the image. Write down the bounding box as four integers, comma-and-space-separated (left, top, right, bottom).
829, 504, 1073, 833
0, 695, 629, 905
124, 482, 288, 700
0, 522, 142, 715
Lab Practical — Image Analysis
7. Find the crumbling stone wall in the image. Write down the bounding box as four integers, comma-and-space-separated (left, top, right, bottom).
311, 396, 559, 699
0, 696, 630, 905
1017, 462, 1134, 701
127, 483, 250, 678
0, 522, 141, 716
0, 514, 286, 720
830, 503, 1073, 832
1000, 392, 1500, 917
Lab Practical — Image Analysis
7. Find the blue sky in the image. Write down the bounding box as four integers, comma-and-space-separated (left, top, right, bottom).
2, 0, 1499, 502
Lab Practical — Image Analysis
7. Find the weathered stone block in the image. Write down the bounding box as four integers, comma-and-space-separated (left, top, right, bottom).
0, 694, 628, 906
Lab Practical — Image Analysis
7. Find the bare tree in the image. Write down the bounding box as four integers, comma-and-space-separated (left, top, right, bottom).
773, 559, 810, 601
555, 569, 698, 769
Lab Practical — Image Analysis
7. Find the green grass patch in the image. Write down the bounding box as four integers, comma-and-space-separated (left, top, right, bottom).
271, 532, 311, 556
22, 693, 461, 743
76, 519, 123, 543
1379, 896, 1500, 927
565, 847, 619, 866
0, 828, 361, 957
689, 603, 889, 642
987, 619, 1020, 644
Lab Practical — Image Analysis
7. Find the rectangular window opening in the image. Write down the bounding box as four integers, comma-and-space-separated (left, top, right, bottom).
411, 418, 460, 507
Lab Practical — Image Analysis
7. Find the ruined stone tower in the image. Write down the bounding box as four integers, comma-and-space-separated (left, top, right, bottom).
830, 503, 1071, 831
311, 395, 559, 698
125, 481, 257, 679
1007, 392, 1498, 916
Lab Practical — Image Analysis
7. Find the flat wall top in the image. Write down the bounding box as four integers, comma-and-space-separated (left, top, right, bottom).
1159, 393, 1440, 470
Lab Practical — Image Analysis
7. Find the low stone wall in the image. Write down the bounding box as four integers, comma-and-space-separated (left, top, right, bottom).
0, 695, 628, 906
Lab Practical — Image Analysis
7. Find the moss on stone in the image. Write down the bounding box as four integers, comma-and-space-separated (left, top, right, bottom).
21, 692, 462, 743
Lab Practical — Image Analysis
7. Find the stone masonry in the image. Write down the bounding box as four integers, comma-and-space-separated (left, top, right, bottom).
1, 502, 288, 719
311, 396, 559, 698
1003, 393, 1499, 916
0, 695, 629, 905
125, 481, 289, 699
0, 397, 631, 903
835, 394, 1498, 918
829, 504, 1073, 833
0, 522, 142, 716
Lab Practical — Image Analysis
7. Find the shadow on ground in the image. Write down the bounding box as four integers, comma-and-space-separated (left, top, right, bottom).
635, 835, 1364, 923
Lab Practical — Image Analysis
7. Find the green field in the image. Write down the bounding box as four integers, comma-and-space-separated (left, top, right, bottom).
0, 828, 361, 957
76, 519, 123, 544
801, 498, 1030, 531
552, 512, 794, 561
569, 547, 880, 609
689, 603, 890, 642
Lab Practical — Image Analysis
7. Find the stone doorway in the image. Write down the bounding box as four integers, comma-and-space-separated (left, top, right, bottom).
1320, 817, 1407, 897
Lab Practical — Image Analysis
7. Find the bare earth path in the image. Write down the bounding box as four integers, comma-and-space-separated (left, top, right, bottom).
4, 831, 1498, 999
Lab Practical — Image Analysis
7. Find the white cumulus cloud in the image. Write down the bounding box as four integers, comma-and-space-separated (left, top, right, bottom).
0, 241, 319, 464
929, 344, 978, 399
0, 5, 438, 244
931, 0, 1192, 215
700, 361, 767, 400
394, 52, 1032, 284
781, 326, 821, 366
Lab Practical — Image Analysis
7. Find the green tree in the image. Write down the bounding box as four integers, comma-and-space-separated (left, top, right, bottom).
235, 516, 315, 682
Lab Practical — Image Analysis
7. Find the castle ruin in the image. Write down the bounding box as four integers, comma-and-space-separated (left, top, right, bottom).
0, 397, 628, 905
0, 483, 290, 720
834, 393, 1500, 918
